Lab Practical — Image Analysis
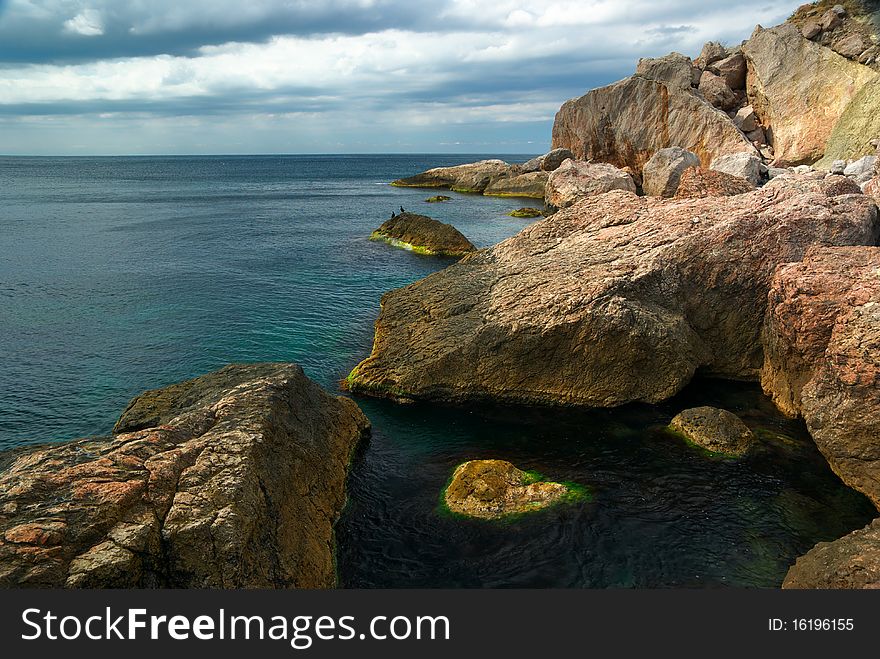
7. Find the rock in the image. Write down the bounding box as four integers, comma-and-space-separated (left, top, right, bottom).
669, 407, 756, 456
696, 41, 728, 68
508, 208, 544, 218
540, 148, 575, 172
822, 174, 864, 196
821, 79, 880, 169
843, 154, 878, 180
761, 246, 880, 508
641, 147, 701, 197
864, 175, 880, 199
674, 167, 757, 198
801, 20, 822, 40
520, 148, 574, 174
710, 52, 747, 90
636, 52, 699, 90
699, 70, 738, 110
710, 152, 763, 185
746, 127, 767, 145
831, 159, 848, 174
545, 159, 637, 209
0, 363, 370, 588
821, 7, 844, 31
768, 167, 790, 179
425, 195, 451, 203
551, 74, 756, 175
743, 24, 876, 166
391, 159, 512, 193
784, 518, 880, 589
734, 105, 758, 133
483, 171, 548, 199
442, 460, 578, 519
345, 184, 878, 408
833, 31, 871, 59
370, 212, 476, 257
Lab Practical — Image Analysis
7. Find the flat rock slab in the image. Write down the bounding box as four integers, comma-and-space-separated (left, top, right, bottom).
347, 179, 877, 408
0, 363, 370, 588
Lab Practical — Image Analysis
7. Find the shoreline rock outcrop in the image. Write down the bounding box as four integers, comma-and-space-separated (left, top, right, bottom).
370, 212, 476, 257
346, 179, 878, 408
442, 460, 580, 519
0, 363, 370, 588
545, 159, 637, 208
391, 159, 512, 193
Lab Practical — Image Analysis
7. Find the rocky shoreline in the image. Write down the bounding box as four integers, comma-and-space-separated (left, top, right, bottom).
3, 0, 880, 590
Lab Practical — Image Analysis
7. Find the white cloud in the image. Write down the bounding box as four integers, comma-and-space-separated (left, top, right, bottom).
63, 8, 104, 36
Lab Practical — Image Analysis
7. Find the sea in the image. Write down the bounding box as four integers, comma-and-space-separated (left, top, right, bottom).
0, 154, 874, 587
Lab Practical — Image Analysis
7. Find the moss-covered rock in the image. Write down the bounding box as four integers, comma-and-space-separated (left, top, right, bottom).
669, 406, 756, 457
370, 212, 476, 258
508, 207, 544, 218
425, 195, 452, 203
442, 459, 584, 519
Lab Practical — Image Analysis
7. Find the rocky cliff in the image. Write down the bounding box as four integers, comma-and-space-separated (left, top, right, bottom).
0, 363, 370, 588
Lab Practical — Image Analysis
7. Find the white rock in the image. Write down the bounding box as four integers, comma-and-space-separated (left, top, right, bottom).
710, 152, 763, 185
843, 155, 877, 177
830, 159, 847, 175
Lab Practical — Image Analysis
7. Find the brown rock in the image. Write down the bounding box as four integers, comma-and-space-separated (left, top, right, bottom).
636, 52, 699, 90
822, 174, 864, 196
784, 518, 880, 589
695, 41, 728, 68
0, 364, 370, 588
641, 147, 700, 197
699, 70, 738, 110
443, 460, 573, 519
345, 184, 877, 408
743, 23, 876, 166
370, 212, 476, 257
484, 171, 548, 199
761, 246, 880, 508
674, 167, 756, 198
864, 175, 880, 200
801, 20, 822, 39
551, 74, 756, 174
545, 159, 636, 209
669, 407, 756, 456
391, 159, 512, 193
710, 52, 747, 90
833, 31, 871, 58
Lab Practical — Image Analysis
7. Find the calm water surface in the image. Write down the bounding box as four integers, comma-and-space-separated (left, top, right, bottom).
0, 155, 873, 588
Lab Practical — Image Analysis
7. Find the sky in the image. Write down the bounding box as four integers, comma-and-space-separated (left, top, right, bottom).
0, 0, 805, 155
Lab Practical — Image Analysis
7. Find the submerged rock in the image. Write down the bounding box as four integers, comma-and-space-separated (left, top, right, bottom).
443, 460, 576, 519
545, 159, 636, 208
346, 182, 877, 407
761, 246, 880, 509
391, 160, 511, 193
370, 212, 476, 257
669, 406, 756, 456
0, 363, 370, 588
508, 207, 544, 218
425, 195, 452, 203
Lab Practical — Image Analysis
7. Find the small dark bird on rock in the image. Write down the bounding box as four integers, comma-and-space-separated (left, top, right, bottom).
391, 211, 396, 218
400, 206, 405, 213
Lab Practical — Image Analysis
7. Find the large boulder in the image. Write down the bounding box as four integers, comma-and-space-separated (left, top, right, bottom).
0, 364, 370, 588
370, 212, 476, 258
519, 148, 575, 173
345, 183, 878, 407
699, 70, 738, 110
674, 167, 756, 198
710, 152, 764, 185
669, 407, 756, 457
784, 518, 880, 589
820, 77, 880, 167
743, 23, 877, 166
442, 460, 576, 519
484, 171, 548, 199
761, 246, 880, 509
641, 147, 700, 197
710, 52, 748, 91
545, 159, 636, 208
636, 52, 699, 90
550, 74, 756, 175
391, 159, 512, 193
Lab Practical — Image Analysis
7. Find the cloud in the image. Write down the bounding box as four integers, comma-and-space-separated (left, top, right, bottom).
0, 0, 805, 154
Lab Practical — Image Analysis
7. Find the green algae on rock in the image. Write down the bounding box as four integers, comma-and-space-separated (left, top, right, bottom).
370, 212, 477, 258
442, 459, 586, 520
669, 406, 756, 457
425, 195, 452, 203
508, 207, 545, 218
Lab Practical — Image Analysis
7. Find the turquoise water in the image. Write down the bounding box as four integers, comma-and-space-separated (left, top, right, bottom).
0, 155, 874, 587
